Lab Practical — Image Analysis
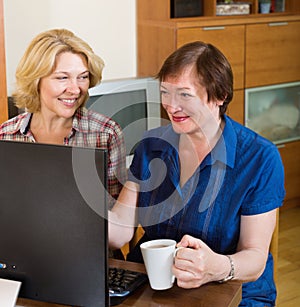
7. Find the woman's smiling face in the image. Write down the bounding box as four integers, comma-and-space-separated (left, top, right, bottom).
38, 51, 90, 119
160, 65, 222, 137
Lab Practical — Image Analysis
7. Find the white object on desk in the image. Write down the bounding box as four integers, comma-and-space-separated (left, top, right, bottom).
0, 278, 21, 307
140, 239, 178, 290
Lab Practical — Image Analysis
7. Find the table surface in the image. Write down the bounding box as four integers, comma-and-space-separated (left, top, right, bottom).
16, 259, 242, 307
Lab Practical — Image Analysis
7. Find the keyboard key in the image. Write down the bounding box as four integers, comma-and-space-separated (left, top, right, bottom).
109, 267, 148, 306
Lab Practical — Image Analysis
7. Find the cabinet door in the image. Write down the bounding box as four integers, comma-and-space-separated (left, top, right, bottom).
246, 21, 300, 88
137, 24, 176, 77
278, 141, 300, 205
177, 25, 245, 90
227, 90, 244, 124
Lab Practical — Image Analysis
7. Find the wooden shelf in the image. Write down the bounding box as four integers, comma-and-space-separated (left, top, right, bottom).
138, 0, 300, 21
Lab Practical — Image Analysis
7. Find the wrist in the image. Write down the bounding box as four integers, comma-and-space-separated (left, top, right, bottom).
218, 255, 235, 283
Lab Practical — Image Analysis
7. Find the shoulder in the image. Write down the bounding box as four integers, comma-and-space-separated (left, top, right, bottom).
225, 117, 285, 213
0, 113, 30, 136
227, 116, 277, 152
134, 124, 178, 156
226, 116, 283, 173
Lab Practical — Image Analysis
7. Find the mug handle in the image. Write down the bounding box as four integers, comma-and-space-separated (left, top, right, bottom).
172, 246, 184, 283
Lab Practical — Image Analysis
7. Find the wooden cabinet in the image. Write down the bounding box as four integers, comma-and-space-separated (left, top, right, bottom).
0, 0, 8, 124
246, 21, 300, 87
137, 0, 300, 81
227, 90, 244, 125
137, 2, 300, 87
278, 142, 300, 208
137, 24, 175, 77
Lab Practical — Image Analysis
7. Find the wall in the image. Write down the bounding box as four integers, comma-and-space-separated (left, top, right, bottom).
3, 0, 136, 95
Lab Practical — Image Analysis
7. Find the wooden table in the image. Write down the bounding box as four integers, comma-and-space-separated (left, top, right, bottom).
16, 259, 242, 307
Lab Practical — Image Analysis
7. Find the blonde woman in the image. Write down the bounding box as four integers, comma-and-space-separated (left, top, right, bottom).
0, 29, 126, 210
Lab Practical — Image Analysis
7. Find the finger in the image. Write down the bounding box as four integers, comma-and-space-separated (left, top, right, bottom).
177, 234, 202, 249
173, 267, 204, 289
176, 278, 203, 289
176, 246, 200, 263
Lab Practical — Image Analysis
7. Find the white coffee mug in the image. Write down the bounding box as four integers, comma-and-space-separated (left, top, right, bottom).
140, 239, 181, 290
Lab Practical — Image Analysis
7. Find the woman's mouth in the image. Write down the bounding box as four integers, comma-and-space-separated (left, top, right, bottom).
172, 115, 189, 123
59, 98, 78, 107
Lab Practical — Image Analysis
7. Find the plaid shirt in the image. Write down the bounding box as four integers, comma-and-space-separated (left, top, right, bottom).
0, 107, 127, 208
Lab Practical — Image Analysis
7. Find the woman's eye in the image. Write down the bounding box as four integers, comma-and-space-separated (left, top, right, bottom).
180, 92, 192, 98
79, 74, 89, 80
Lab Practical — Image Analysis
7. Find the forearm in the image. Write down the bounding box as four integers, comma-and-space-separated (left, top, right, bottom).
108, 181, 139, 249
217, 248, 268, 283
108, 209, 135, 249
217, 213, 276, 283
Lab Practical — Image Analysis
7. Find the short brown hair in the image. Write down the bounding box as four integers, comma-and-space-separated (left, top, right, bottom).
157, 41, 233, 116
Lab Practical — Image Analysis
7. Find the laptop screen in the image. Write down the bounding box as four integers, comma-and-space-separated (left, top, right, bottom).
0, 140, 109, 307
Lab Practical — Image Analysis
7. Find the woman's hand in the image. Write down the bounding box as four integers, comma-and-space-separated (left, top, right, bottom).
173, 209, 277, 288
173, 234, 231, 288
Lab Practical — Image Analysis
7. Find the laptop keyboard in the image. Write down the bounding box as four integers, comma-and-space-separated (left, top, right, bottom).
109, 267, 148, 306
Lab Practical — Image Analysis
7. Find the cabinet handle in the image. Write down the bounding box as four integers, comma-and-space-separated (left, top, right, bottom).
276, 144, 286, 149
268, 22, 288, 27
203, 26, 225, 31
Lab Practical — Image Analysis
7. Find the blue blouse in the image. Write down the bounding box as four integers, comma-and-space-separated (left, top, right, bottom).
127, 115, 285, 306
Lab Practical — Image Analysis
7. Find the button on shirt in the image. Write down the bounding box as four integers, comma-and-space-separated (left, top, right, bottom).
127, 115, 285, 306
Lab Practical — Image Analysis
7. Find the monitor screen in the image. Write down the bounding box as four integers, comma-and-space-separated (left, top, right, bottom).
87, 89, 147, 156
0, 140, 109, 307
87, 77, 162, 167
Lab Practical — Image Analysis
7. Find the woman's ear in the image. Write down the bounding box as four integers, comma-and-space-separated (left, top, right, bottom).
216, 94, 227, 106
216, 99, 225, 106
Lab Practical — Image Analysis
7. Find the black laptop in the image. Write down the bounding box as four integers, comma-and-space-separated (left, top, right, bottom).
0, 140, 109, 307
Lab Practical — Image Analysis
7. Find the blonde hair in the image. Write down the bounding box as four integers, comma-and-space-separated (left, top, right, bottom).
13, 28, 105, 113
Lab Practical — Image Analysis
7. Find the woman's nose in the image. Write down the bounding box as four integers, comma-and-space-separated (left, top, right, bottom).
66, 80, 81, 94
162, 96, 182, 113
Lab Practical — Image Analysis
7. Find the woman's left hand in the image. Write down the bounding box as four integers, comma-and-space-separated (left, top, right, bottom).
173, 234, 227, 288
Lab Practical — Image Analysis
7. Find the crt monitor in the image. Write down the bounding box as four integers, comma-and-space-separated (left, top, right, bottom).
86, 77, 162, 167
0, 140, 109, 307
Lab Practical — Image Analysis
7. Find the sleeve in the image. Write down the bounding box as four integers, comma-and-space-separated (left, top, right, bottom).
128, 139, 145, 184
241, 145, 285, 215
106, 122, 127, 209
